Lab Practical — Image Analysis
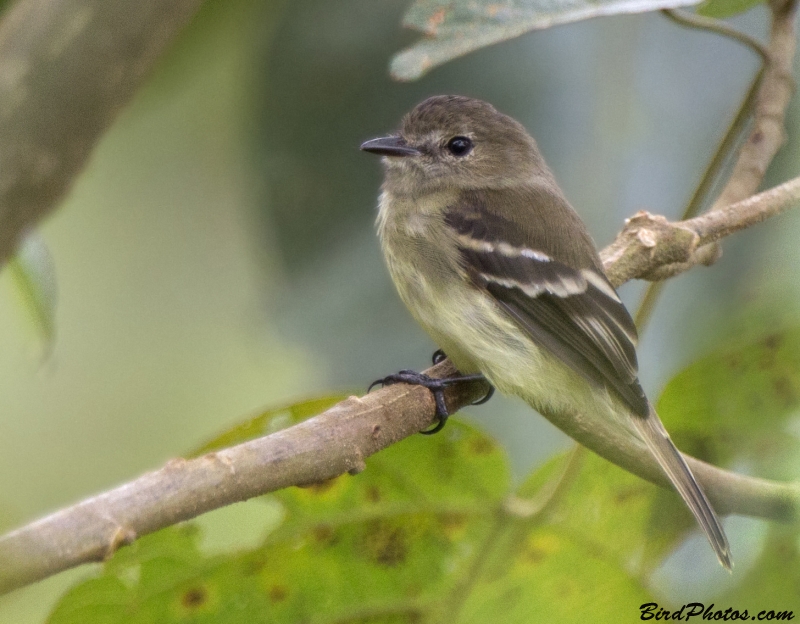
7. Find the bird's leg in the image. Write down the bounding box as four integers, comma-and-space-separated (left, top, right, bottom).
369, 352, 495, 434
430, 349, 495, 407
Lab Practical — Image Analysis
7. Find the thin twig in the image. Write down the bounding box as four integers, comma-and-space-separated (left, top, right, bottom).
689, 174, 800, 241
637, 1, 796, 326
661, 9, 769, 62
634, 69, 764, 329
706, 0, 797, 213
502, 445, 586, 518
625, 0, 797, 285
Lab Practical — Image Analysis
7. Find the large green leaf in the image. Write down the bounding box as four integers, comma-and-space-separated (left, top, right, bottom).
391, 0, 703, 81
48, 420, 513, 624
455, 449, 654, 623
657, 329, 800, 480
457, 525, 652, 623
518, 449, 698, 574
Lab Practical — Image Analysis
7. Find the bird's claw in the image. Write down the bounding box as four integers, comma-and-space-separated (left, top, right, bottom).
368, 368, 495, 435
432, 349, 447, 365
428, 349, 494, 408
471, 385, 495, 405
369, 370, 451, 434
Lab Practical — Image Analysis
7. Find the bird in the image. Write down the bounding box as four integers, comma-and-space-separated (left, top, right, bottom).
360, 94, 732, 570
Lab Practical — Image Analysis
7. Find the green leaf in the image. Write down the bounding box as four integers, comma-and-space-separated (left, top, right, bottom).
43, 576, 130, 624
696, 0, 764, 18
391, 0, 703, 81
516, 448, 700, 575
7, 232, 57, 350
454, 449, 654, 623
271, 419, 510, 532
657, 329, 800, 480
458, 526, 652, 624
188, 395, 349, 456
640, 328, 800, 563
513, 330, 800, 576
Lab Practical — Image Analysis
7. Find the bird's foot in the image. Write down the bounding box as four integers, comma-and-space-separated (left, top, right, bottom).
369, 365, 495, 435
432, 349, 447, 365
430, 349, 495, 406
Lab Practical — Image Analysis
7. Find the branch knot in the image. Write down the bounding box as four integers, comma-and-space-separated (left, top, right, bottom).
602, 211, 700, 286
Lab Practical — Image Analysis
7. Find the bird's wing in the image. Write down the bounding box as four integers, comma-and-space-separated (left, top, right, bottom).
445, 194, 648, 416
445, 190, 732, 569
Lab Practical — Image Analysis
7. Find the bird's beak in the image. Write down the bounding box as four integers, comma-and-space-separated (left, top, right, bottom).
360, 136, 421, 157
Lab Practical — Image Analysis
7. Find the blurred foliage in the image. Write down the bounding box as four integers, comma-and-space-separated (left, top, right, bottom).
256, 0, 413, 274
659, 329, 800, 481
697, 0, 765, 17
719, 525, 800, 607
48, 419, 516, 623
189, 396, 348, 457
45, 326, 800, 622
7, 234, 57, 351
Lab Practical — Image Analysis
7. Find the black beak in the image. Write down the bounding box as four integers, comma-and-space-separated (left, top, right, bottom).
360, 136, 421, 157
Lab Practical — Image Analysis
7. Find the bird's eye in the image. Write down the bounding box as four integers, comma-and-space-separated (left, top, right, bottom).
446, 136, 473, 157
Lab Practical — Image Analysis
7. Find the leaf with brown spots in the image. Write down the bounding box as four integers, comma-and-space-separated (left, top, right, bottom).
361, 519, 410, 567
269, 419, 510, 533
657, 327, 800, 480
268, 584, 289, 604
180, 586, 208, 609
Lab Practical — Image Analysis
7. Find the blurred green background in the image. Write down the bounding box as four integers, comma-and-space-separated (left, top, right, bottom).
0, 0, 798, 620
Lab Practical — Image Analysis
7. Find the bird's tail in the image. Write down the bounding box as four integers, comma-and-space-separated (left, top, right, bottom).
631, 404, 732, 571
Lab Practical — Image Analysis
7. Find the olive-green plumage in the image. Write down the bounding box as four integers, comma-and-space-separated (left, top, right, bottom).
362, 95, 731, 570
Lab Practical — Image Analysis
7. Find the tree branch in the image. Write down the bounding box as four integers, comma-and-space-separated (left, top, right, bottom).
711, 0, 797, 213
601, 175, 800, 285
0, 364, 487, 594
638, 0, 797, 326
0, 0, 207, 266
634, 66, 764, 329
660, 8, 769, 62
